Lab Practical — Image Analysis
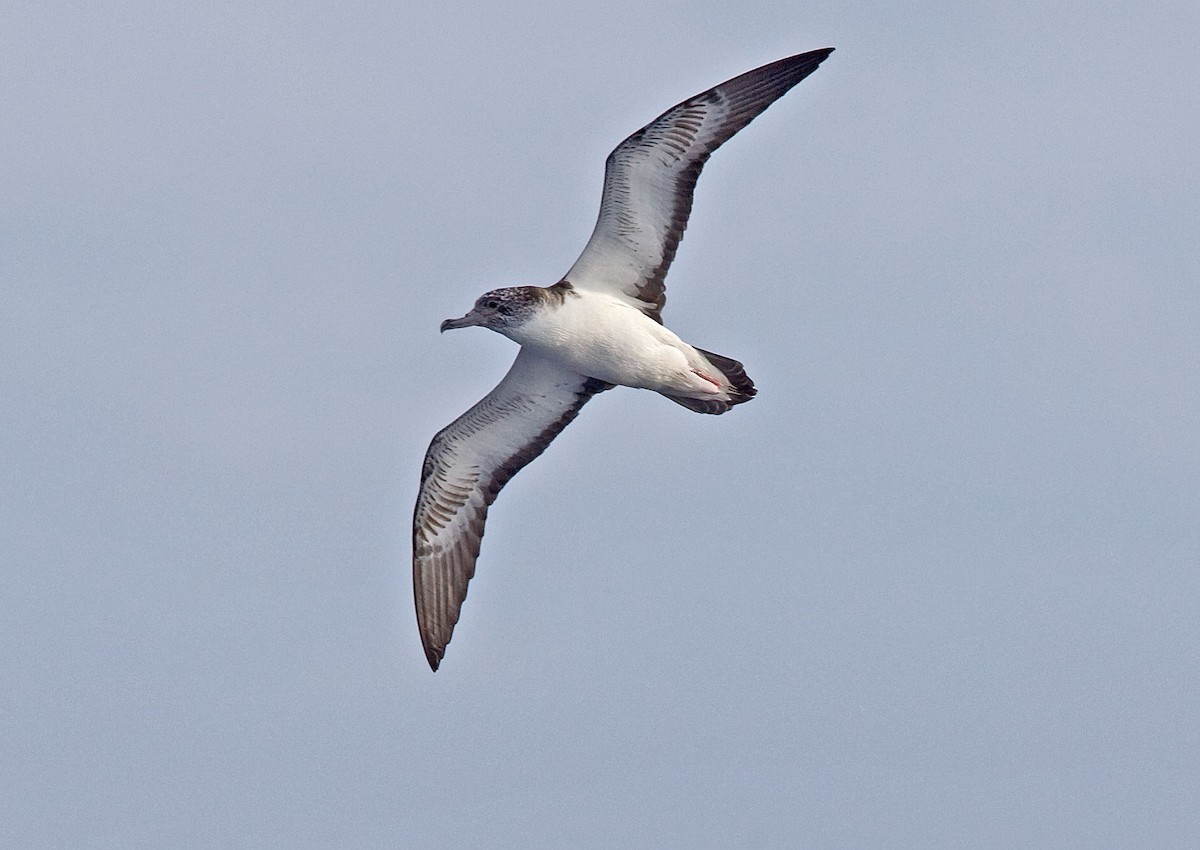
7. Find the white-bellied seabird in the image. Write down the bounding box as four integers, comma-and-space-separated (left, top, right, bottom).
413, 48, 834, 670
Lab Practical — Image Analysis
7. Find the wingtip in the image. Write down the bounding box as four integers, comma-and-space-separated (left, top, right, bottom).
787, 46, 835, 68
419, 621, 445, 670
800, 46, 835, 64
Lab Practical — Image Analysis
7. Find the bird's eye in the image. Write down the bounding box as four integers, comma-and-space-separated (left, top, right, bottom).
484, 299, 499, 310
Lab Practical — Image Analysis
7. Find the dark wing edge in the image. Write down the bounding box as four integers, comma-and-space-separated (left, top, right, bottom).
412, 349, 612, 670
565, 47, 835, 321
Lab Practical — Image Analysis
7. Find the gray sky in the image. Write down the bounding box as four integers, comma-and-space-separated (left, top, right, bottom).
4, 2, 1198, 847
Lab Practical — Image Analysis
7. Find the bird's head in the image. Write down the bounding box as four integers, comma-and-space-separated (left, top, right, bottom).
440, 287, 539, 334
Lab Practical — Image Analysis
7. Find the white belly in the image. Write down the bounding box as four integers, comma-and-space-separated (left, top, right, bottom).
506, 293, 712, 394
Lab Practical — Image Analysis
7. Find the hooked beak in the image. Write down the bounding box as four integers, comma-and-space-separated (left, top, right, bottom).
440, 310, 484, 333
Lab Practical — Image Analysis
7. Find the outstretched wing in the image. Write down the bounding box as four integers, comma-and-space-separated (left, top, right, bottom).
413, 348, 611, 670
564, 48, 834, 321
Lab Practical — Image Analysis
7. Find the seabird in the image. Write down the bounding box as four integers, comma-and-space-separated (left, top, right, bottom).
413, 48, 834, 670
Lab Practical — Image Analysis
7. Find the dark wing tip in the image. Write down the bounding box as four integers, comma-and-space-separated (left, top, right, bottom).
425, 644, 443, 671
745, 47, 836, 97
416, 603, 447, 670
790, 47, 835, 65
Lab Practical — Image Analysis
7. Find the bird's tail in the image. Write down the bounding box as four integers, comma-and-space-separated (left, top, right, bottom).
664, 348, 757, 415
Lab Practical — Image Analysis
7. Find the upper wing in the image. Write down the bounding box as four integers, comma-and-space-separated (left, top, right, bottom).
564, 48, 834, 322
413, 348, 611, 670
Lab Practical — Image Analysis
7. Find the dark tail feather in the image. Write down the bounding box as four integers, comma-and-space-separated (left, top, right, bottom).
664, 348, 757, 415
700, 349, 757, 401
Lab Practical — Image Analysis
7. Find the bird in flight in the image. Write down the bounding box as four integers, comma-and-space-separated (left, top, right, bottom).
413, 48, 834, 670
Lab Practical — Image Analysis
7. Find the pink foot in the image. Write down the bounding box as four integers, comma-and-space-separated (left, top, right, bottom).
691, 369, 723, 391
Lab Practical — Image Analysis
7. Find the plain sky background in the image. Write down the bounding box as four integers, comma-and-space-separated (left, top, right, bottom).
3, 1, 1198, 847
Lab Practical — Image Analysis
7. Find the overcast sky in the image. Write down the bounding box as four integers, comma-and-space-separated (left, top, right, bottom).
3, 1, 1198, 847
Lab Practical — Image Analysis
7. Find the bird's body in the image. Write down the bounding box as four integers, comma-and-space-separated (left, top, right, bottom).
413, 48, 835, 669
489, 283, 738, 403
